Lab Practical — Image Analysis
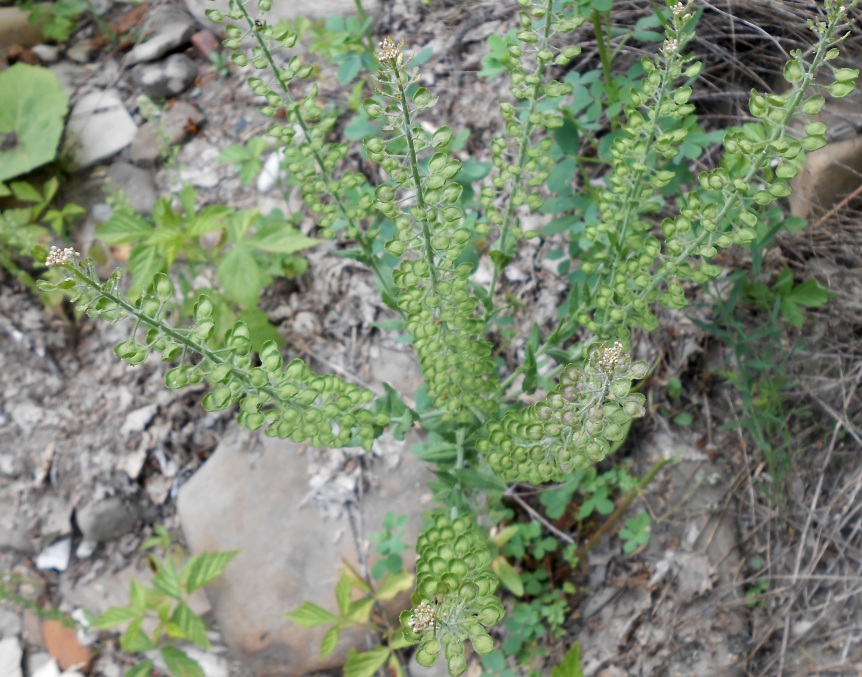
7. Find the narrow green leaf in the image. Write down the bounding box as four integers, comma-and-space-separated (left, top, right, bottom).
493, 556, 524, 597
343, 647, 390, 677
335, 574, 352, 616
285, 602, 338, 627
184, 551, 238, 594
160, 646, 205, 677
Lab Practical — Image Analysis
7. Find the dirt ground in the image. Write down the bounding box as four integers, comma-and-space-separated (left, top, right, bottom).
1, 0, 862, 675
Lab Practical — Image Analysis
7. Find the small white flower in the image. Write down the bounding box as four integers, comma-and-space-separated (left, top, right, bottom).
45, 246, 79, 267
672, 2, 685, 16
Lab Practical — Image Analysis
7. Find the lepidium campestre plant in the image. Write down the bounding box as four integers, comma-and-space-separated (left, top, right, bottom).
34, 0, 860, 674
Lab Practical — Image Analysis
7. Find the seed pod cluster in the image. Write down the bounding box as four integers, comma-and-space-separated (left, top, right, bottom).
48, 264, 389, 451
483, 0, 584, 253
401, 513, 503, 676
209, 0, 376, 242
366, 38, 499, 422
478, 343, 648, 483
580, 1, 858, 339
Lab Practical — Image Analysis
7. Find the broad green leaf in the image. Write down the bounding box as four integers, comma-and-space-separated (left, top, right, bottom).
345, 598, 374, 625
90, 606, 140, 629
120, 617, 154, 653
246, 223, 318, 254
124, 660, 154, 677
10, 181, 43, 203
551, 643, 584, 677
152, 560, 183, 599
160, 647, 205, 677
184, 551, 238, 594
374, 570, 414, 601
786, 279, 832, 307
171, 602, 210, 651
0, 64, 69, 182
285, 602, 338, 627
343, 647, 390, 677
96, 211, 153, 244
320, 625, 341, 658
217, 246, 265, 309
186, 206, 233, 236
126, 243, 163, 290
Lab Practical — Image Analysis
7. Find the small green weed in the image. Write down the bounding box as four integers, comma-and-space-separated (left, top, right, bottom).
90, 525, 237, 677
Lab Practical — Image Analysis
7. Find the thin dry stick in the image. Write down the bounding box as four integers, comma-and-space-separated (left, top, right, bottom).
776, 420, 842, 675
811, 180, 862, 230
505, 489, 575, 546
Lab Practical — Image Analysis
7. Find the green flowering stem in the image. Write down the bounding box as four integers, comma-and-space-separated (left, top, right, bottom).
40, 249, 389, 448
390, 62, 439, 289
573, 455, 669, 562
601, 1, 852, 330
230, 0, 402, 311
484, 0, 556, 318
56, 261, 291, 412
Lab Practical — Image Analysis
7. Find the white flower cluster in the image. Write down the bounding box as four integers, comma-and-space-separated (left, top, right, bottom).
45, 246, 79, 267
598, 341, 625, 370
376, 36, 403, 64
408, 601, 437, 632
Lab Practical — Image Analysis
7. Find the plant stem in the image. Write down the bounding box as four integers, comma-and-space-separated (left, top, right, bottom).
353, 0, 376, 55
573, 456, 669, 562
590, 8, 620, 116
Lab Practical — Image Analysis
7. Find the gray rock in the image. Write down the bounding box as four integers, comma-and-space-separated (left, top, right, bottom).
0, 637, 22, 677
31, 44, 60, 63
25, 651, 52, 676
0, 502, 32, 554
177, 427, 433, 676
104, 163, 158, 215
48, 62, 90, 95
135, 54, 198, 98
35, 538, 71, 572
66, 39, 96, 64
0, 607, 22, 639
127, 12, 195, 64
130, 101, 204, 165
0, 453, 26, 479
64, 89, 137, 169
76, 497, 139, 544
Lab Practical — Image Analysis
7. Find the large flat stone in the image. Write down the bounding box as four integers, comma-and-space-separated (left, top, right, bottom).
64, 90, 137, 169
177, 427, 432, 676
